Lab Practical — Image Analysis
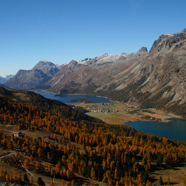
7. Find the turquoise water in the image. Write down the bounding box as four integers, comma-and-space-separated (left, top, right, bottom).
35, 91, 111, 104
125, 119, 186, 143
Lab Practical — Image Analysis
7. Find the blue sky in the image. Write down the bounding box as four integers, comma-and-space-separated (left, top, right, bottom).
0, 0, 186, 76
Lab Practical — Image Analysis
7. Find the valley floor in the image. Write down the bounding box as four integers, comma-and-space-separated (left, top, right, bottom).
73, 102, 180, 125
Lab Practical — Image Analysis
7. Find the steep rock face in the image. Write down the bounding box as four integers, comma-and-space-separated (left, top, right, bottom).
5, 69, 51, 90
32, 60, 59, 77
109, 28, 186, 106
46, 60, 98, 93
47, 48, 148, 95
143, 30, 186, 94
149, 29, 186, 54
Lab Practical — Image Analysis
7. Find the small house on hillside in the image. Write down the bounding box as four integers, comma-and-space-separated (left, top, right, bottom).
13, 132, 22, 137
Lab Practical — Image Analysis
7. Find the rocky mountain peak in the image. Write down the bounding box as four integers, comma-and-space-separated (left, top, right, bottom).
67, 60, 82, 71
100, 53, 113, 58
33, 60, 55, 69
181, 28, 186, 33
137, 47, 148, 54
16, 69, 29, 76
76, 58, 92, 64
149, 29, 186, 53
68, 60, 78, 66
121, 52, 127, 55
32, 60, 59, 77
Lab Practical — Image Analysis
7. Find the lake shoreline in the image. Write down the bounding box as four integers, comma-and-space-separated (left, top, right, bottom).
34, 90, 182, 124
34, 90, 111, 104
33, 89, 113, 101
125, 119, 186, 143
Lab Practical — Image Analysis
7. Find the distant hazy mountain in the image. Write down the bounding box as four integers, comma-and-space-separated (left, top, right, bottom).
5, 69, 51, 90
55, 64, 64, 69
0, 74, 14, 84
5, 74, 14, 80
4, 61, 59, 90
0, 76, 6, 84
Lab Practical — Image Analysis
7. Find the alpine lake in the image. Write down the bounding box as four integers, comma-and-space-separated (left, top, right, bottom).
36, 91, 186, 143
35, 91, 111, 104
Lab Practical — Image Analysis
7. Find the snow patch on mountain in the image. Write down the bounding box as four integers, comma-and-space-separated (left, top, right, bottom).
0, 75, 14, 84
76, 58, 92, 64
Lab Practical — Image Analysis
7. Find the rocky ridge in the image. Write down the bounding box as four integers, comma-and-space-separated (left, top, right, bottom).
46, 47, 148, 94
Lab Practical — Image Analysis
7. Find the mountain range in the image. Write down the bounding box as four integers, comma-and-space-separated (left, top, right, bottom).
0, 74, 14, 84
3, 28, 186, 115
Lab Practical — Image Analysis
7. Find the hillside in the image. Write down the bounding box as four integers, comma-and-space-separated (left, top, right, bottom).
0, 87, 186, 185
0, 86, 100, 123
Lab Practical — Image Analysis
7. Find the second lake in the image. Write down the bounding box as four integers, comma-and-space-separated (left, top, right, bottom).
125, 119, 186, 143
